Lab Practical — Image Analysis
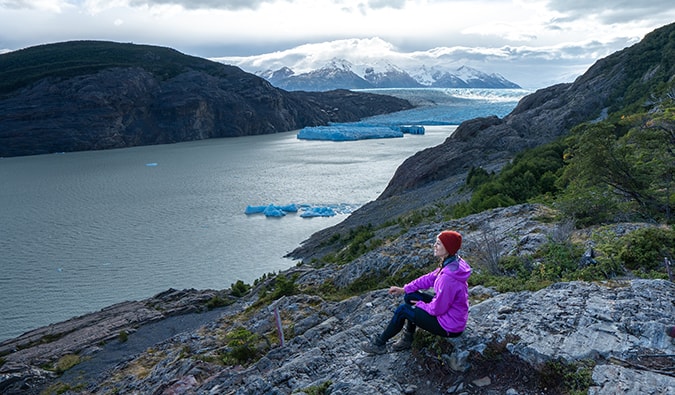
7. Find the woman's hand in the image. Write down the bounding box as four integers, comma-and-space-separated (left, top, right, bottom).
388, 286, 404, 296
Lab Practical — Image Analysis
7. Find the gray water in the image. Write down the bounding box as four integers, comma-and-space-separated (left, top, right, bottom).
0, 88, 528, 342
0, 126, 454, 342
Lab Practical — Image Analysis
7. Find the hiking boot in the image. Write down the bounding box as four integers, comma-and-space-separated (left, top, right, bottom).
361, 337, 387, 355
392, 328, 414, 351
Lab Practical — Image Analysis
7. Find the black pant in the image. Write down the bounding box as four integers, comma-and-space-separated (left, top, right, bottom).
379, 291, 462, 343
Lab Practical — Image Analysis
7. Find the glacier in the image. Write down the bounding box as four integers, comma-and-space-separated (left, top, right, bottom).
296, 88, 528, 141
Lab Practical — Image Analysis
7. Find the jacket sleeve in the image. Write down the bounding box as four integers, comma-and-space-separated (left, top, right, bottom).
403, 271, 437, 294
414, 275, 456, 316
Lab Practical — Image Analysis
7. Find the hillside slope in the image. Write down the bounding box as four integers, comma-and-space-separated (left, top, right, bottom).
0, 41, 412, 157
289, 21, 675, 262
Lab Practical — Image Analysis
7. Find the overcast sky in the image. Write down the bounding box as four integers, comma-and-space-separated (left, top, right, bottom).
1, 1, 674, 88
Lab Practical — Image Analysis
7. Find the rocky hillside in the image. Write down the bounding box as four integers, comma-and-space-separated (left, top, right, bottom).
1, 204, 673, 394
288, 21, 675, 263
0, 41, 412, 158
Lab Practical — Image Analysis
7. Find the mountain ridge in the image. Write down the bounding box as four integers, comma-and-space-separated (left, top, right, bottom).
250, 57, 521, 91
211, 36, 588, 89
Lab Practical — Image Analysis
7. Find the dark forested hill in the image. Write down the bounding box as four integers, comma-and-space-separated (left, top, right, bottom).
0, 41, 412, 157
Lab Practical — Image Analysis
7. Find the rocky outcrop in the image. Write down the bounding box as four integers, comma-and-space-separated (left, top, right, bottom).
2, 204, 673, 394
0, 288, 231, 393
0, 41, 412, 157
124, 280, 670, 395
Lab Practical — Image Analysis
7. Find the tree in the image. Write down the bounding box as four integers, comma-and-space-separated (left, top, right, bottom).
561, 106, 675, 223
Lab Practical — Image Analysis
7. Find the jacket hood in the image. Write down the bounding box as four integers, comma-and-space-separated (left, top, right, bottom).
442, 257, 471, 282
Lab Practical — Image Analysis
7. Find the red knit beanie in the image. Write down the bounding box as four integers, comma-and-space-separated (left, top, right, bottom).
438, 231, 462, 256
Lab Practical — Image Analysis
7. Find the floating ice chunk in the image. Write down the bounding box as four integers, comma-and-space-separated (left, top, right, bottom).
246, 203, 358, 218
277, 203, 298, 212
146, 162, 158, 167
297, 125, 403, 141
246, 203, 298, 217
245, 205, 267, 214
300, 206, 337, 217
263, 204, 286, 217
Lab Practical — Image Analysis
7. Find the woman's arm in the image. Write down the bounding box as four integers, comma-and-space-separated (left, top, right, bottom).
403, 271, 437, 294
388, 286, 405, 296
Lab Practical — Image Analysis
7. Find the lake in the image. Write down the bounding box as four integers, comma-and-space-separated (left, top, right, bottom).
0, 88, 528, 341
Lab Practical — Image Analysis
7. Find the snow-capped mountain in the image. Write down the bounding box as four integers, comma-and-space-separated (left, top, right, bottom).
212, 37, 520, 91
258, 59, 520, 91
213, 38, 522, 91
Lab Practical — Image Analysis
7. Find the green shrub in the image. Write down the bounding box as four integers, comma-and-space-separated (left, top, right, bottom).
53, 354, 81, 374
205, 295, 232, 310
231, 280, 251, 297
321, 225, 383, 266
298, 380, 333, 395
540, 359, 595, 395
270, 274, 297, 300
618, 227, 675, 271
222, 328, 268, 366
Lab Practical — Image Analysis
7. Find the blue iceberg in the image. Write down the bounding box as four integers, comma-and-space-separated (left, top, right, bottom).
245, 203, 298, 217
263, 205, 286, 217
245, 203, 358, 218
297, 125, 403, 141
300, 206, 336, 217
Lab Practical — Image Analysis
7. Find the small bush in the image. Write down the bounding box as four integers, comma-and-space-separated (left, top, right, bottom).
54, 354, 81, 374
300, 380, 333, 395
205, 295, 232, 310
222, 328, 268, 366
618, 227, 675, 271
231, 280, 251, 297
540, 359, 595, 394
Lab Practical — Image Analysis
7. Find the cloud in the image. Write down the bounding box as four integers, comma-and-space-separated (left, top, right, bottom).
367, 0, 406, 9
213, 35, 634, 88
1, 0, 673, 87
127, 0, 278, 11
0, 0, 69, 11
545, 0, 674, 24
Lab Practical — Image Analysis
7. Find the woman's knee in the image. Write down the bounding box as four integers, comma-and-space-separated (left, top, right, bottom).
394, 303, 416, 320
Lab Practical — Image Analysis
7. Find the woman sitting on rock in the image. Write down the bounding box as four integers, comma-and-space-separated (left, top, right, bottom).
362, 230, 472, 354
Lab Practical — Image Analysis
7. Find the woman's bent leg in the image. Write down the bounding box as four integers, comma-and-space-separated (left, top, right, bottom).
413, 308, 462, 338
379, 303, 416, 343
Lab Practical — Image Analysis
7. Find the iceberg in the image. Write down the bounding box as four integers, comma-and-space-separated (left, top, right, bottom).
245, 204, 298, 217
244, 205, 266, 214
263, 204, 286, 217
300, 206, 336, 217
245, 203, 358, 218
297, 125, 403, 141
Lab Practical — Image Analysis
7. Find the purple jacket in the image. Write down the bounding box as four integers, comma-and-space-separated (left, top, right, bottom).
403, 256, 472, 333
